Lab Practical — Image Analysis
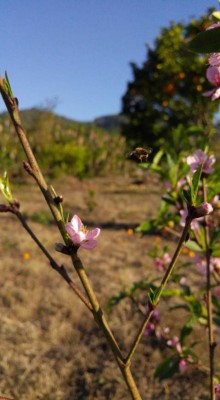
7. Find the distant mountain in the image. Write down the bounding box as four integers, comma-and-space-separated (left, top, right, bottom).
93, 114, 126, 132
0, 107, 126, 134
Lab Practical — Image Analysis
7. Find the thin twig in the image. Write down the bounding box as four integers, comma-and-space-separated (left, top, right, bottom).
203, 177, 215, 400
125, 216, 192, 365
14, 208, 93, 312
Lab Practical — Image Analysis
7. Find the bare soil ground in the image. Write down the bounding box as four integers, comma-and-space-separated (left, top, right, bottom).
0, 173, 215, 399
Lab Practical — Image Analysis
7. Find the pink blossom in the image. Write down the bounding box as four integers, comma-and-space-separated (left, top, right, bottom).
193, 254, 214, 275
144, 322, 156, 337
215, 384, 220, 400
206, 22, 220, 30
164, 181, 172, 191
180, 276, 187, 285
167, 336, 182, 354
213, 258, 220, 272
186, 149, 215, 174
212, 194, 220, 205
208, 53, 220, 67
203, 66, 220, 100
214, 286, 220, 298
207, 66, 220, 84
155, 253, 171, 271
164, 178, 186, 192
179, 359, 187, 372
179, 209, 200, 231
177, 178, 186, 191
65, 214, 100, 249
144, 310, 161, 338
193, 202, 213, 218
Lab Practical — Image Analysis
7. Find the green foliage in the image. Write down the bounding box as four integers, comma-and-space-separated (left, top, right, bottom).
41, 142, 90, 178
121, 10, 218, 149
154, 356, 180, 380
0, 109, 126, 178
106, 279, 157, 312
187, 162, 204, 206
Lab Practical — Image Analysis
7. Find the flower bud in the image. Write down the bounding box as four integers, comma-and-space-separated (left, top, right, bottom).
55, 243, 71, 255
0, 203, 11, 212
192, 202, 213, 218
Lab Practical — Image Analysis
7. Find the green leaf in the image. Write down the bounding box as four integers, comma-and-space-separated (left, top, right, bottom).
0, 172, 13, 202
185, 240, 203, 252
180, 325, 193, 344
148, 285, 161, 305
162, 289, 182, 297
170, 304, 190, 312
154, 356, 180, 380
188, 27, 220, 53
191, 163, 203, 205
106, 290, 127, 312
136, 219, 158, 234
210, 226, 220, 247
212, 11, 220, 21
3, 71, 14, 98
161, 194, 176, 206
166, 153, 178, 186
182, 188, 191, 204
212, 249, 220, 257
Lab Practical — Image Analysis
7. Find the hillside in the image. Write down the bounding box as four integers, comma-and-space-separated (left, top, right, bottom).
0, 108, 126, 178
0, 108, 122, 133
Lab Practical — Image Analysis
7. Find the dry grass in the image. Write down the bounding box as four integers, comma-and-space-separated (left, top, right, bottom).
0, 174, 217, 399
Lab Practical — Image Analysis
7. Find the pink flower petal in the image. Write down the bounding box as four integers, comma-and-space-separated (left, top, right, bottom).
70, 214, 83, 232
211, 86, 220, 100
81, 240, 98, 249
85, 228, 101, 240
206, 22, 220, 30
206, 66, 220, 84
65, 222, 77, 237
187, 149, 215, 174
203, 89, 216, 97
65, 214, 101, 250
208, 53, 220, 66
70, 231, 86, 244
179, 359, 187, 372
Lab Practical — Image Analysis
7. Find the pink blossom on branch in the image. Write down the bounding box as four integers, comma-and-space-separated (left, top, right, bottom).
155, 253, 171, 271
208, 53, 220, 67
193, 202, 213, 218
65, 214, 100, 249
179, 209, 200, 231
178, 358, 187, 372
192, 254, 220, 275
203, 66, 220, 100
186, 149, 215, 174
206, 66, 220, 85
167, 336, 187, 372
167, 335, 182, 354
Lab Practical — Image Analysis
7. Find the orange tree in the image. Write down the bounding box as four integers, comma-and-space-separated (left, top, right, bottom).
121, 9, 218, 151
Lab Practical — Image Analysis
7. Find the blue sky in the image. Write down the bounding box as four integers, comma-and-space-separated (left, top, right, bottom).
0, 1, 218, 121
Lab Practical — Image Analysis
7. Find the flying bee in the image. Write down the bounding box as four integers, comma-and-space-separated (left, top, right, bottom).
129, 147, 152, 162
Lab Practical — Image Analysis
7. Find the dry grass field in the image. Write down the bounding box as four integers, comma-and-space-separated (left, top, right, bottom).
0, 173, 217, 399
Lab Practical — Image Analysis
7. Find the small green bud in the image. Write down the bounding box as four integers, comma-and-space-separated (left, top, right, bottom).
0, 172, 13, 203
